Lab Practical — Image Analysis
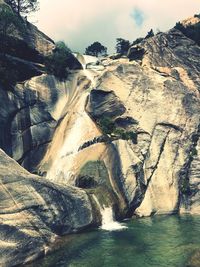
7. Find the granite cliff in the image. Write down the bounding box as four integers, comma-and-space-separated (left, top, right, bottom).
0, 9, 200, 266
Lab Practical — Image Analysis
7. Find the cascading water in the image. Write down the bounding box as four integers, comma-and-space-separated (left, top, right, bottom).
92, 195, 127, 231
41, 56, 103, 184
73, 53, 100, 69
100, 206, 127, 231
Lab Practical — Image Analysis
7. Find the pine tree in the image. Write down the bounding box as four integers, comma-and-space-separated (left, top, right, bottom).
85, 42, 107, 57
116, 38, 130, 55
5, 0, 39, 16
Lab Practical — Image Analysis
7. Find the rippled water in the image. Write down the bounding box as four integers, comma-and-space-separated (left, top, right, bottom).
27, 215, 200, 267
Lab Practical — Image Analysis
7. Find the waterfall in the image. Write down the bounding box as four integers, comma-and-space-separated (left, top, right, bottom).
92, 195, 127, 231
40, 53, 104, 185
73, 53, 99, 69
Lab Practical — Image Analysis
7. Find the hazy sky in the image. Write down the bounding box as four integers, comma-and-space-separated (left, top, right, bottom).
34, 0, 200, 53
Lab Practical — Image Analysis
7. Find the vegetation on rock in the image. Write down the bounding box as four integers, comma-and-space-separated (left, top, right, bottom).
180, 177, 191, 195
175, 20, 200, 46
145, 29, 154, 39
116, 38, 131, 55
5, 0, 39, 16
132, 37, 144, 46
85, 41, 107, 57
45, 41, 78, 81
0, 4, 31, 88
97, 117, 137, 143
0, 3, 25, 47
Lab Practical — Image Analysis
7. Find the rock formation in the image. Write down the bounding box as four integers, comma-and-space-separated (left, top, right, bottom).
39, 27, 200, 217
0, 6, 200, 265
0, 149, 94, 267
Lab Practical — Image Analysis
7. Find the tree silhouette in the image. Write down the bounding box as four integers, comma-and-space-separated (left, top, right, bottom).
5, 0, 39, 16
85, 42, 107, 57
175, 21, 200, 46
116, 38, 130, 55
145, 29, 154, 39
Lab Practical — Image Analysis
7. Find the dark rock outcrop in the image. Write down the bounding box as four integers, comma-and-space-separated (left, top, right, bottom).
127, 45, 145, 61
86, 89, 126, 119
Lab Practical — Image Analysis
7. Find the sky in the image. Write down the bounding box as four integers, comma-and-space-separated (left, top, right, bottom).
33, 0, 200, 53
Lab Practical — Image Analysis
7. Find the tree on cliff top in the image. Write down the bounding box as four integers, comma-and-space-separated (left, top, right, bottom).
145, 29, 154, 39
5, 0, 39, 16
115, 38, 131, 55
175, 21, 200, 46
85, 42, 107, 57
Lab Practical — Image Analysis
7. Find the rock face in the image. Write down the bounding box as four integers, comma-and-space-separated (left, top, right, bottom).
0, 72, 92, 172
39, 27, 200, 217
1, 15, 200, 266
0, 149, 93, 267
0, 1, 55, 62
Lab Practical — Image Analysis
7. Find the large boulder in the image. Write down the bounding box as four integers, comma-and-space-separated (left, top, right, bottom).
0, 149, 93, 267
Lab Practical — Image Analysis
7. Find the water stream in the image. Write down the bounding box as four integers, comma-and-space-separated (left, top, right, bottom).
25, 215, 200, 267
42, 55, 102, 184
100, 206, 127, 231
92, 195, 127, 231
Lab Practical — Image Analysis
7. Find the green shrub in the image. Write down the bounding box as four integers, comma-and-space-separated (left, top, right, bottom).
116, 38, 131, 55
190, 147, 198, 157
97, 117, 115, 135
113, 128, 137, 142
132, 37, 143, 46
97, 116, 137, 142
0, 3, 26, 55
180, 178, 190, 195
175, 21, 200, 46
45, 41, 72, 81
85, 41, 107, 57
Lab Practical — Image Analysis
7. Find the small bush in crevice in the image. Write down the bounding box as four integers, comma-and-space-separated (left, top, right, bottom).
180, 178, 191, 195
97, 117, 115, 135
190, 147, 198, 157
96, 116, 137, 143
113, 128, 137, 141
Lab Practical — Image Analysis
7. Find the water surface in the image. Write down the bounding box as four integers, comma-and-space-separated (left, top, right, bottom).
26, 215, 200, 267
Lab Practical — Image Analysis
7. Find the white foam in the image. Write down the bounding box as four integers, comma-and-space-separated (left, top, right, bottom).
92, 195, 127, 231
101, 206, 127, 231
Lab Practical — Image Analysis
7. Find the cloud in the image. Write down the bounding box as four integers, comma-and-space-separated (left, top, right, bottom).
131, 8, 145, 27
34, 0, 200, 53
